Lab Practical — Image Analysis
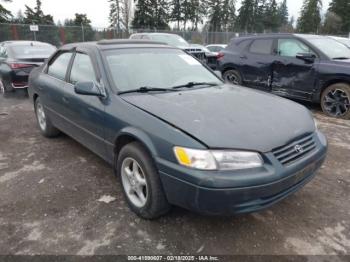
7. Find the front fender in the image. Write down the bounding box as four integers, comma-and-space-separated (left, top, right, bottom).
114, 126, 158, 158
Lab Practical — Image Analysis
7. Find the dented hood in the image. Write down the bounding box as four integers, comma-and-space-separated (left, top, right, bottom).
121, 85, 315, 152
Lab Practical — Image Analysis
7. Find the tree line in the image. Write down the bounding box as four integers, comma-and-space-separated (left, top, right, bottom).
0, 0, 350, 35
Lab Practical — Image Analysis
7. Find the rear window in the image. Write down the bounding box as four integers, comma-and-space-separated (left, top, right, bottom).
9, 44, 56, 58
249, 39, 273, 55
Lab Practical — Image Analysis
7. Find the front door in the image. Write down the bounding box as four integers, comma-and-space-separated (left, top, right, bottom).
63, 51, 107, 160
271, 38, 318, 100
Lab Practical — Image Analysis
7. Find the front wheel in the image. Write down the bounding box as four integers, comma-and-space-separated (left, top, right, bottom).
222, 69, 242, 85
34, 97, 61, 137
321, 83, 350, 119
116, 142, 171, 219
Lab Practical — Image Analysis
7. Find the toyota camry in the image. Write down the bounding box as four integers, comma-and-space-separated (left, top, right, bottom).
28, 39, 328, 219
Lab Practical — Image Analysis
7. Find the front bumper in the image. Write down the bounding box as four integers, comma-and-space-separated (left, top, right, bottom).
157, 131, 327, 215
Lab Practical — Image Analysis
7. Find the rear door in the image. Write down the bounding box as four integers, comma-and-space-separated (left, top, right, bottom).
240, 38, 274, 91
271, 37, 318, 100
39, 51, 74, 128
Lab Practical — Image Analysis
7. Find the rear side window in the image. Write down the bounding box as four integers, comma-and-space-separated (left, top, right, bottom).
47, 52, 72, 81
249, 39, 273, 55
69, 53, 97, 84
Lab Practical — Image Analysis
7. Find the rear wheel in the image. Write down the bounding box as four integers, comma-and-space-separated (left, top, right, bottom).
116, 142, 171, 219
0, 79, 14, 93
34, 97, 60, 137
321, 83, 350, 119
222, 69, 242, 85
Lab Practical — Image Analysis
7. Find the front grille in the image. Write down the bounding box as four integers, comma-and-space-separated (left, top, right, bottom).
272, 133, 316, 165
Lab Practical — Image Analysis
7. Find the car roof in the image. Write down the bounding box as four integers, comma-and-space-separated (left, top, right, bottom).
1, 40, 54, 46
60, 39, 173, 51
232, 33, 332, 41
130, 32, 182, 37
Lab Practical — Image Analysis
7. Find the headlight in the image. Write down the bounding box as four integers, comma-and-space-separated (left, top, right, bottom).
174, 147, 263, 170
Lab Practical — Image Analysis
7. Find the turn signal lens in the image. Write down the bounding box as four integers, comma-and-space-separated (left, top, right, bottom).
173, 147, 217, 170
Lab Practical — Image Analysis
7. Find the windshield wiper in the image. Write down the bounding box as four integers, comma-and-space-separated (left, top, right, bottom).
333, 57, 350, 60
118, 86, 172, 95
170, 82, 219, 90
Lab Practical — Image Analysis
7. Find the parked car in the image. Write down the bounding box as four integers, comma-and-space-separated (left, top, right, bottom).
206, 44, 227, 55
218, 34, 350, 119
329, 36, 350, 49
129, 33, 207, 62
0, 41, 56, 93
190, 44, 218, 70
28, 39, 327, 219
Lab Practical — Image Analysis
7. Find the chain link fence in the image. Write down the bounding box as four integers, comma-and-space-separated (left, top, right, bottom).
2, 23, 348, 47
0, 23, 247, 46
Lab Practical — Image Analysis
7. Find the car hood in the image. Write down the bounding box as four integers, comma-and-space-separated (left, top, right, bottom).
121, 85, 315, 152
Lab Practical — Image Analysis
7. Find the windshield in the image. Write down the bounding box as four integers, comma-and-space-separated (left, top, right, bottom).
307, 38, 350, 59
149, 35, 189, 48
9, 44, 56, 58
104, 48, 222, 92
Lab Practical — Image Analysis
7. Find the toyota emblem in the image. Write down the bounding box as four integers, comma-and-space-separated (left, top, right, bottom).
294, 144, 304, 153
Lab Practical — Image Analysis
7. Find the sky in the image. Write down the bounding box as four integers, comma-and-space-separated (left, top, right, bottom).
2, 0, 332, 28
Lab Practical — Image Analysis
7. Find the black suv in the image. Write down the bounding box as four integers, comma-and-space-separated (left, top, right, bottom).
218, 34, 350, 119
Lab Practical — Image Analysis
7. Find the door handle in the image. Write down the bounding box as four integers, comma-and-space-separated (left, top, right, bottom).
240, 55, 247, 59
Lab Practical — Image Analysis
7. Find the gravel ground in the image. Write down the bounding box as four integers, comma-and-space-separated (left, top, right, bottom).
0, 93, 349, 257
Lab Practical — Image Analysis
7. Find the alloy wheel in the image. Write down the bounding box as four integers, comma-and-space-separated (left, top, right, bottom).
323, 88, 350, 117
36, 103, 47, 131
121, 157, 148, 208
224, 72, 240, 85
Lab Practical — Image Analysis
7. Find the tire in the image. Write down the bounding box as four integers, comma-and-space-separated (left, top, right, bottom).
222, 69, 242, 85
0, 79, 14, 93
321, 83, 350, 119
116, 142, 171, 219
34, 97, 60, 137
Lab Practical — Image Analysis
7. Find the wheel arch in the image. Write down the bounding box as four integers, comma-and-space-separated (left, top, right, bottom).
221, 63, 239, 74
320, 78, 350, 96
113, 127, 158, 161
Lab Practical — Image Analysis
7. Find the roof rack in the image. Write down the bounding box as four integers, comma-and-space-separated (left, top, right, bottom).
97, 39, 167, 45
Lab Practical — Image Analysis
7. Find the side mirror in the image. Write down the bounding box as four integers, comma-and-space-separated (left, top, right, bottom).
74, 81, 104, 97
296, 53, 316, 63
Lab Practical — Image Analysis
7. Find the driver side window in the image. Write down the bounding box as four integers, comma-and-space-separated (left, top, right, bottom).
69, 53, 97, 85
278, 39, 315, 57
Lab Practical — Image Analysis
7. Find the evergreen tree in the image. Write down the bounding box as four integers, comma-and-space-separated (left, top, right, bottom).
24, 0, 54, 25
297, 0, 322, 33
169, 0, 183, 29
222, 0, 236, 31
190, 0, 205, 30
0, 0, 12, 23
236, 0, 255, 32
322, 11, 342, 34
64, 14, 94, 42
264, 0, 279, 32
109, 0, 131, 32
278, 0, 289, 27
132, 0, 169, 29
328, 0, 350, 34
